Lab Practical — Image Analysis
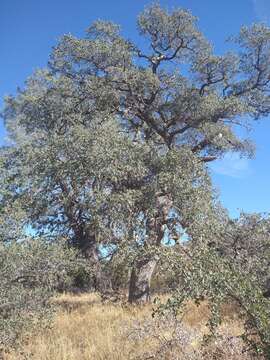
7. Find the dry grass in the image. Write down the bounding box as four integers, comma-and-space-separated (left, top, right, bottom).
5, 293, 247, 360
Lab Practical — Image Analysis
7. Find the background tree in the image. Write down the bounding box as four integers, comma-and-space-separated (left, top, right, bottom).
1, 82, 155, 290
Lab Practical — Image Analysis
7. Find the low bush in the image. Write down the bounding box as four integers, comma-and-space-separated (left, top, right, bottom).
0, 238, 90, 353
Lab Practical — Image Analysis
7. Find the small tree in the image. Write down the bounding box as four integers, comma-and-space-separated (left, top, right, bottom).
214, 212, 270, 295
155, 245, 270, 358
0, 237, 85, 352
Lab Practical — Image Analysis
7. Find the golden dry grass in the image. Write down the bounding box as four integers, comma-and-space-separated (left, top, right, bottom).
5, 293, 245, 360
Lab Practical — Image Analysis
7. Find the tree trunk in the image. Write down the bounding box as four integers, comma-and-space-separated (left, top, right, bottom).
128, 192, 172, 303
58, 181, 106, 291
263, 278, 270, 298
70, 224, 104, 291
83, 238, 102, 291
128, 256, 157, 303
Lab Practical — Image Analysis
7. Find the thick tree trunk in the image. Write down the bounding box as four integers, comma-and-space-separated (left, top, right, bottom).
128, 192, 172, 303
128, 256, 157, 303
263, 278, 270, 298
83, 238, 102, 291
70, 225, 104, 291
59, 181, 106, 291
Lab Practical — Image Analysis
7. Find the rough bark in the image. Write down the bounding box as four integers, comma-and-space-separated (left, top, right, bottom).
128, 256, 157, 303
128, 192, 172, 303
59, 180, 104, 292
76, 229, 104, 291
263, 278, 270, 298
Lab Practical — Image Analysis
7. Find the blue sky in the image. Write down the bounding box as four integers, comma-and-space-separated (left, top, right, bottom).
1, 0, 270, 217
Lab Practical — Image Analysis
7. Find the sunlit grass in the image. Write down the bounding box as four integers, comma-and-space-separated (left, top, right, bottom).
5, 293, 246, 360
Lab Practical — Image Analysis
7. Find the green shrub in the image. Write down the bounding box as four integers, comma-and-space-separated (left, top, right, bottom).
0, 238, 88, 352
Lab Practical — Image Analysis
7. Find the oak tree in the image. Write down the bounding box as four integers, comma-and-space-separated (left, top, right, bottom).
2, 4, 270, 302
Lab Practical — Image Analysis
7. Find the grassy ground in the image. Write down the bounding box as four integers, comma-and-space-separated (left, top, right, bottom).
5, 292, 250, 360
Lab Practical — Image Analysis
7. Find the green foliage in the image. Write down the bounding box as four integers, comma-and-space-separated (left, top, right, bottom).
67, 263, 94, 290
1, 3, 270, 357
218, 213, 270, 288
0, 238, 87, 350
156, 246, 270, 358
3, 3, 270, 253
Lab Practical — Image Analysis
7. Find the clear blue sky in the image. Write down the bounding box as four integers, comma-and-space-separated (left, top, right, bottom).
1, 0, 270, 217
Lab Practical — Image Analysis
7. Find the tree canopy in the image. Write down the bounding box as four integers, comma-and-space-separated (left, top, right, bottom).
1, 4, 270, 357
